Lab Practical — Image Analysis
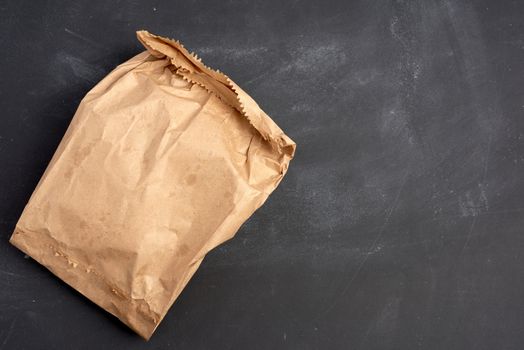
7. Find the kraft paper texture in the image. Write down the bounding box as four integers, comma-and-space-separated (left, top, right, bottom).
10, 30, 295, 339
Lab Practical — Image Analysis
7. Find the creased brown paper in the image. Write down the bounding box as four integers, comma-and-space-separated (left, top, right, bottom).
10, 30, 295, 339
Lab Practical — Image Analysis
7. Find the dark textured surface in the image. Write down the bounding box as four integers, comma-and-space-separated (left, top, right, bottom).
1, 0, 524, 349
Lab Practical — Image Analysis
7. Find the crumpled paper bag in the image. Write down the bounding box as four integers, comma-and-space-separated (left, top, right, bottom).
10, 30, 295, 339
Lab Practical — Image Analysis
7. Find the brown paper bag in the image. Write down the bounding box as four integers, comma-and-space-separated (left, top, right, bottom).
10, 30, 295, 339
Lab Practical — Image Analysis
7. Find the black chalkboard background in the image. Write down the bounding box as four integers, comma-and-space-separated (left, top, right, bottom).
1, 1, 524, 349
